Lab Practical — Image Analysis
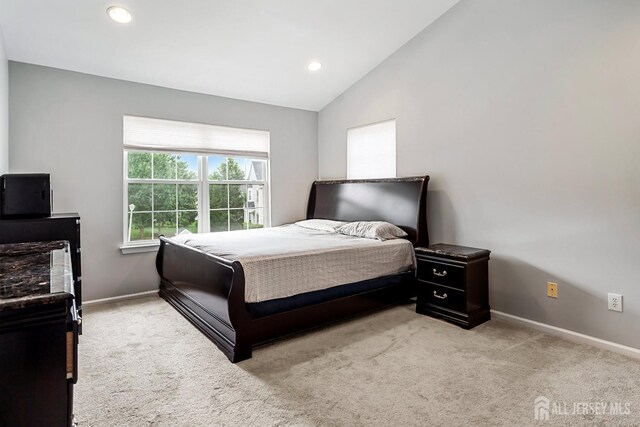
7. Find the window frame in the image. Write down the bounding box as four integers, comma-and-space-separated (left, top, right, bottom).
122, 150, 270, 248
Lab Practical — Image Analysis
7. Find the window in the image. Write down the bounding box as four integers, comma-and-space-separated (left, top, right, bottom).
207, 155, 267, 232
347, 119, 396, 179
123, 116, 269, 245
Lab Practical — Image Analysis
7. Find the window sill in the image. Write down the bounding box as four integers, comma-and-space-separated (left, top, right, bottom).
120, 242, 160, 255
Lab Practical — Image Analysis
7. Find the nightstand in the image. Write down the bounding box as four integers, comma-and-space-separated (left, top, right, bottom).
415, 243, 491, 329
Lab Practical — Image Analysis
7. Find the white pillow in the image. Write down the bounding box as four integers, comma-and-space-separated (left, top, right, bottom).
337, 221, 408, 241
294, 219, 347, 232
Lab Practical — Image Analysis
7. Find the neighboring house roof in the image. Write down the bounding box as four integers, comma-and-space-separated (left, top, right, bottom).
248, 160, 264, 181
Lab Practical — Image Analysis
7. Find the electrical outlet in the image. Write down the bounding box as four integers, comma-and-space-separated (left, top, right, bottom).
608, 293, 623, 312
547, 282, 558, 298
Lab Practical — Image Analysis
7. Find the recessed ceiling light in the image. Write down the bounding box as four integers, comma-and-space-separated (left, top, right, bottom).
107, 6, 132, 24
307, 61, 322, 72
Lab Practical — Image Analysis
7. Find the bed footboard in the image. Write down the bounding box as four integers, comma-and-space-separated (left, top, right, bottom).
157, 237, 252, 362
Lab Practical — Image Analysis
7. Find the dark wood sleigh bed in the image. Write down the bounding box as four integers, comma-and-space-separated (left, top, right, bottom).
156, 176, 429, 362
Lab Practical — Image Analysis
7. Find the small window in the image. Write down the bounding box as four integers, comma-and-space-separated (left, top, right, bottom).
347, 119, 396, 179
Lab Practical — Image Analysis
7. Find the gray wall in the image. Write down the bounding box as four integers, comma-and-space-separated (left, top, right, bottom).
9, 62, 318, 301
0, 29, 7, 173
319, 0, 640, 348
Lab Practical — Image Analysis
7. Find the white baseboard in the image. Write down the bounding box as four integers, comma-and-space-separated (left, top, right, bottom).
83, 290, 158, 307
491, 309, 640, 360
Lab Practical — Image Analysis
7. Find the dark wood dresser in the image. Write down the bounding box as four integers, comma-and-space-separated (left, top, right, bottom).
0, 213, 82, 326
415, 243, 491, 329
0, 241, 78, 427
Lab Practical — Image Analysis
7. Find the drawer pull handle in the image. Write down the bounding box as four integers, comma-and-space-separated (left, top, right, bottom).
433, 268, 448, 277
433, 290, 448, 300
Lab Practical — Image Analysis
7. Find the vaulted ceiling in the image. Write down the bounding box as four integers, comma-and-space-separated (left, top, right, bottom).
0, 0, 459, 111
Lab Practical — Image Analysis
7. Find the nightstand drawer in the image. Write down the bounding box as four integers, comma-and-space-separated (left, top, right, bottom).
416, 259, 465, 290
423, 284, 466, 313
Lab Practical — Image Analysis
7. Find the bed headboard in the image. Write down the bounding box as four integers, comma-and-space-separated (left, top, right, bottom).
306, 176, 429, 247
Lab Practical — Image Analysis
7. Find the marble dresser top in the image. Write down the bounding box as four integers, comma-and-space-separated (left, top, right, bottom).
0, 240, 74, 311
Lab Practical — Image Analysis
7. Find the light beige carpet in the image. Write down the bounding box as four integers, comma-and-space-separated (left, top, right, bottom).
75, 296, 639, 426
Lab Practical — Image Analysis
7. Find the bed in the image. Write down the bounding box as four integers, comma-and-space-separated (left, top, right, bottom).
156, 176, 429, 362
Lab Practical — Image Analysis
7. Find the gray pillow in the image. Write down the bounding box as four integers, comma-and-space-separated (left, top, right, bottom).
337, 221, 408, 241
294, 219, 347, 232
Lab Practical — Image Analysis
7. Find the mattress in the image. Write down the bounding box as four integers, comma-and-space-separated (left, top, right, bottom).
169, 224, 416, 303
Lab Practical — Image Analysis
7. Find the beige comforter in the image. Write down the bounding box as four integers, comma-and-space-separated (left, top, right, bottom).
169, 224, 415, 303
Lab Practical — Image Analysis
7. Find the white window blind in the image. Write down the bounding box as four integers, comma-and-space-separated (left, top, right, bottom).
123, 115, 270, 158
347, 119, 396, 179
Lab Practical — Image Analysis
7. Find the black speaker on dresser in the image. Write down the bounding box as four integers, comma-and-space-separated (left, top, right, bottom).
0, 173, 52, 218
